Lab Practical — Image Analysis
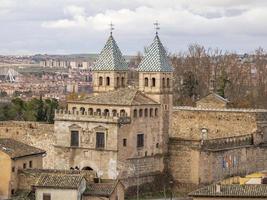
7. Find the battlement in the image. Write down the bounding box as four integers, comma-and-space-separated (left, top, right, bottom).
55, 109, 131, 124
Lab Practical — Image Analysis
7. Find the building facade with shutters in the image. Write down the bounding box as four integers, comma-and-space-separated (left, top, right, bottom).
54, 32, 173, 185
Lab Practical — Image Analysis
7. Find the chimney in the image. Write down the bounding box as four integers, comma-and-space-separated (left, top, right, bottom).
215, 183, 221, 193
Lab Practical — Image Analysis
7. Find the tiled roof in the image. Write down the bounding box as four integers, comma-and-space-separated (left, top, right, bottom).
197, 92, 229, 103
35, 174, 84, 189
72, 87, 159, 106
189, 184, 267, 197
84, 182, 117, 196
0, 138, 46, 159
138, 35, 173, 72
92, 35, 128, 71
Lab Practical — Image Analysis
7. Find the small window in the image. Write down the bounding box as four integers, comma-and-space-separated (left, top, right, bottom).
88, 108, 93, 115
137, 134, 144, 148
150, 108, 153, 117
155, 108, 158, 117
156, 143, 159, 148
106, 77, 110, 86
23, 163, 26, 169
133, 109, 137, 118
121, 77, 125, 87
152, 78, 156, 87
139, 109, 143, 117
117, 77, 120, 87
120, 109, 126, 117
11, 189, 15, 195
99, 76, 103, 86
167, 78, 170, 87
162, 78, 165, 88
144, 78, 149, 87
43, 193, 51, 200
96, 132, 105, 149
112, 109, 117, 117
12, 167, 15, 172
123, 139, 127, 147
29, 161, 32, 168
144, 108, 148, 117
71, 131, 79, 147
96, 109, 101, 115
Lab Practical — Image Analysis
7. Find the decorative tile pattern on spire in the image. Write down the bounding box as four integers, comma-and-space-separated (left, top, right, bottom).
93, 35, 128, 71
138, 35, 173, 72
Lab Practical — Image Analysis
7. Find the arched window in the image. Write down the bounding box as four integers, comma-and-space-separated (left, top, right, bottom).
120, 109, 126, 117
103, 109, 109, 116
99, 77, 103, 86
80, 107, 85, 115
106, 77, 110, 86
152, 78, 156, 87
96, 109, 101, 115
144, 108, 148, 117
144, 78, 149, 87
112, 109, 117, 117
162, 78, 165, 88
82, 166, 93, 171
133, 109, 138, 118
88, 108, 93, 115
155, 108, 158, 117
150, 108, 153, 117
139, 109, 143, 117
167, 78, 170, 87
117, 77, 120, 87
72, 107, 77, 113
121, 77, 125, 87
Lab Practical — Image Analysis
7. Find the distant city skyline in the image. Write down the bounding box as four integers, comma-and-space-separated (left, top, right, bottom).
1, 0, 267, 55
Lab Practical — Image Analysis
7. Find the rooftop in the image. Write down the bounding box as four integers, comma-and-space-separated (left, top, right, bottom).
84, 182, 118, 197
189, 184, 267, 198
35, 173, 84, 189
71, 87, 159, 106
0, 138, 46, 159
138, 35, 173, 72
92, 35, 128, 71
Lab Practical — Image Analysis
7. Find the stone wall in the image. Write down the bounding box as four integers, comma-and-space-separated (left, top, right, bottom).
0, 121, 54, 169
172, 107, 260, 140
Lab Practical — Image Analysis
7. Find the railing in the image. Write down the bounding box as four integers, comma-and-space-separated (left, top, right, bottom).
201, 134, 253, 150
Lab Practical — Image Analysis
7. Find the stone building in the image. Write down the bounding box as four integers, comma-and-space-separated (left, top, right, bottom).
0, 138, 46, 199
54, 32, 173, 185
169, 94, 267, 186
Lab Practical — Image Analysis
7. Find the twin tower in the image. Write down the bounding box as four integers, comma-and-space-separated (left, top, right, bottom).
92, 32, 173, 100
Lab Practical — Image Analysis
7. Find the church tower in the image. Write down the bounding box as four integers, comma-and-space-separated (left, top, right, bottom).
92, 30, 128, 94
138, 30, 173, 153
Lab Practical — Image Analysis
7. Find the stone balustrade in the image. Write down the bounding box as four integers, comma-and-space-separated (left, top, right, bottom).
202, 134, 254, 150
55, 109, 131, 124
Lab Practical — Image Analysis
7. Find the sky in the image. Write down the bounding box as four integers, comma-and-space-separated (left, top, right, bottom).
0, 0, 267, 55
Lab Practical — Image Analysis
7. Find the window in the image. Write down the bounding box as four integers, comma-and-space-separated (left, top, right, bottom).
144, 78, 149, 87
96, 132, 105, 148
137, 134, 144, 148
156, 143, 159, 148
29, 161, 32, 168
152, 78, 156, 87
120, 109, 126, 117
71, 131, 79, 147
123, 138, 127, 147
162, 78, 165, 88
150, 108, 153, 117
167, 78, 170, 87
96, 109, 101, 115
112, 110, 117, 117
155, 108, 158, 117
103, 109, 109, 116
117, 77, 120, 87
43, 193, 51, 200
99, 76, 103, 86
11, 189, 15, 195
144, 108, 148, 117
133, 109, 137, 118
12, 167, 15, 172
88, 108, 93, 115
121, 77, 125, 87
23, 163, 26, 169
139, 109, 143, 117
106, 77, 110, 86
80, 107, 85, 114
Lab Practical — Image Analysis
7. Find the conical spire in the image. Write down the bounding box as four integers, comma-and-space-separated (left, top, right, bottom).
138, 35, 173, 72
93, 34, 128, 71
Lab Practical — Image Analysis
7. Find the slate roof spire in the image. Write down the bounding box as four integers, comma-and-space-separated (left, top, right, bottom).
138, 31, 173, 72
93, 30, 128, 71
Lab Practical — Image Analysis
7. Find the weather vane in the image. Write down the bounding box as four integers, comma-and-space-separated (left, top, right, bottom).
109, 22, 114, 35
154, 21, 160, 35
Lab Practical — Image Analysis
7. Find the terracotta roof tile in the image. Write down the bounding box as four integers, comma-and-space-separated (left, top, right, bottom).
0, 138, 46, 159
84, 182, 117, 196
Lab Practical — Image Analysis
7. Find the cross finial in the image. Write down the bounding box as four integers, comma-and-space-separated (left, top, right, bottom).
154, 21, 160, 35
109, 22, 114, 35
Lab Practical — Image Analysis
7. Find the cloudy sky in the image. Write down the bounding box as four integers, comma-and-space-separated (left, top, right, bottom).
1, 0, 267, 55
